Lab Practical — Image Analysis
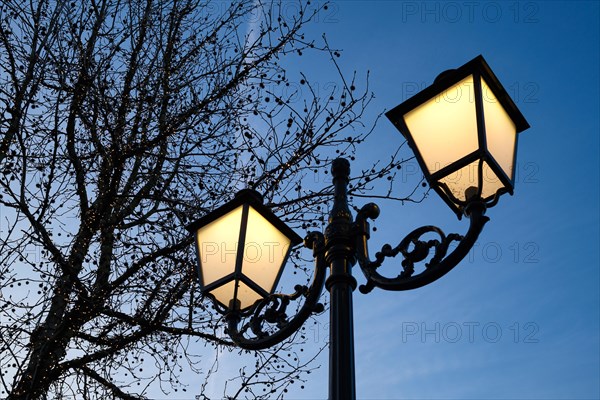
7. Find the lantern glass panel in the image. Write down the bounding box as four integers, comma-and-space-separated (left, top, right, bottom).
196, 205, 243, 287
241, 206, 292, 294
208, 280, 263, 310
404, 75, 479, 174
439, 159, 504, 202
208, 281, 236, 309
481, 78, 517, 180
234, 280, 264, 310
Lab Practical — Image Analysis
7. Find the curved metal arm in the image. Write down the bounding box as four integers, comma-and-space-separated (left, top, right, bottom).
225, 232, 327, 350
355, 201, 489, 293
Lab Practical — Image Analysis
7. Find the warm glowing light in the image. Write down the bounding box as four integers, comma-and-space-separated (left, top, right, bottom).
481, 78, 517, 180
196, 206, 243, 289
404, 75, 479, 174
386, 55, 529, 216
187, 190, 301, 311
241, 206, 291, 300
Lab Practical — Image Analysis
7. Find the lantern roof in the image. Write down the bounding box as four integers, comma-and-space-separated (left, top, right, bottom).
186, 189, 302, 246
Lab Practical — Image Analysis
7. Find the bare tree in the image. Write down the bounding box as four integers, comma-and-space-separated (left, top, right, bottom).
0, 0, 424, 398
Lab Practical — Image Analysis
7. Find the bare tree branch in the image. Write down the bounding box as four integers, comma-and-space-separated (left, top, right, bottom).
0, 1, 425, 398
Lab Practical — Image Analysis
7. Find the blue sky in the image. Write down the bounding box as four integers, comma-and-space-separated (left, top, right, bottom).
193, 1, 599, 399
0, 1, 597, 399
266, 1, 599, 399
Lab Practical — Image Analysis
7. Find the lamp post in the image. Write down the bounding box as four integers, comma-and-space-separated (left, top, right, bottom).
186, 55, 530, 400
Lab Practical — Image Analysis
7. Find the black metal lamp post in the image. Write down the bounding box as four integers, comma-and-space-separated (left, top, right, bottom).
186, 55, 530, 400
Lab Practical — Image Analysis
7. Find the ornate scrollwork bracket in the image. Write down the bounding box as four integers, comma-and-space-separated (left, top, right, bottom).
222, 197, 489, 349
224, 231, 327, 350
355, 200, 490, 293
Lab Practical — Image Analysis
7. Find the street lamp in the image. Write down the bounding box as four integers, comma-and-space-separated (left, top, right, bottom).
186, 189, 302, 312
186, 55, 530, 400
386, 55, 530, 216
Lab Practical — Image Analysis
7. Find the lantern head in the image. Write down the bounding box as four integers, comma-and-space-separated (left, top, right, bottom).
186, 189, 302, 312
386, 55, 530, 217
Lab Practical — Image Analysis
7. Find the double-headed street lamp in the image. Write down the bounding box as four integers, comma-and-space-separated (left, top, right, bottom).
186, 55, 530, 400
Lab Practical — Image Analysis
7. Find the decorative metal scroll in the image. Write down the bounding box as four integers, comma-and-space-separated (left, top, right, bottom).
371, 225, 463, 280
225, 232, 327, 350
354, 201, 489, 293
222, 201, 488, 348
